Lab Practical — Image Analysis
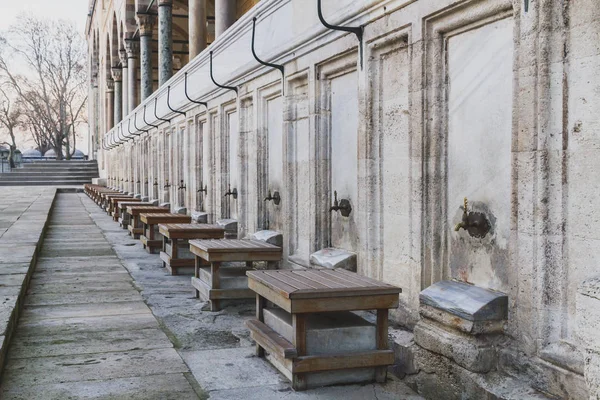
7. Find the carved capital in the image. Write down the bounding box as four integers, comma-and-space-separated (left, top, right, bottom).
124, 38, 140, 58
136, 13, 156, 36
119, 48, 128, 66
111, 66, 123, 82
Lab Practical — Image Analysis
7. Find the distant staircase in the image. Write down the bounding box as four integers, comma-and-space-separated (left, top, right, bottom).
0, 160, 99, 186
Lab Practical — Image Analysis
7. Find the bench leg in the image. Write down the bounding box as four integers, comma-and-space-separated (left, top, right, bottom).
170, 238, 179, 275
162, 235, 168, 270
194, 256, 201, 299
210, 261, 221, 311
256, 294, 266, 357
291, 313, 307, 391
375, 308, 388, 383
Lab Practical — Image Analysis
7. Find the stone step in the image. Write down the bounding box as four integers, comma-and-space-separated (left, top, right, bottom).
0, 175, 98, 180
0, 181, 92, 186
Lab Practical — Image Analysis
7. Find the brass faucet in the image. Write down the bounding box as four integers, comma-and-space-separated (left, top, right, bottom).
164, 179, 171, 189
330, 191, 352, 217
264, 190, 281, 205
454, 197, 491, 238
178, 180, 187, 190
197, 183, 207, 194
153, 178, 158, 187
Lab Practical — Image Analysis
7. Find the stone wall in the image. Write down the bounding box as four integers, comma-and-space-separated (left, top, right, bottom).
89, 0, 600, 398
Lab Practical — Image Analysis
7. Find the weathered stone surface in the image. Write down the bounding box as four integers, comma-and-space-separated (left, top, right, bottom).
419, 280, 508, 322
309, 248, 357, 271
0, 374, 200, 400
191, 211, 208, 223
390, 328, 418, 378
414, 319, 497, 373
245, 230, 283, 247
419, 304, 504, 335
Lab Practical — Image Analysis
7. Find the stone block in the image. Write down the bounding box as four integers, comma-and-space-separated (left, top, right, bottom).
263, 308, 376, 355
174, 207, 187, 215
577, 275, 600, 398
191, 211, 208, 223
134, 193, 142, 199
309, 248, 357, 271
141, 196, 149, 202
159, 202, 170, 209
389, 328, 418, 378
413, 319, 497, 373
419, 280, 508, 322
420, 304, 504, 335
406, 346, 551, 400
217, 219, 238, 238
149, 199, 159, 206
245, 230, 282, 247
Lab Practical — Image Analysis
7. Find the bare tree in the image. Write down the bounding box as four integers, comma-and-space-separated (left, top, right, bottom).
0, 14, 87, 160
0, 84, 22, 169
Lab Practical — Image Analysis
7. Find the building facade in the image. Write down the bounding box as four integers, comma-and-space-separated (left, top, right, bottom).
86, 0, 600, 398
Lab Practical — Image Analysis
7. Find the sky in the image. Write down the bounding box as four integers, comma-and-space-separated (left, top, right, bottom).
0, 0, 90, 154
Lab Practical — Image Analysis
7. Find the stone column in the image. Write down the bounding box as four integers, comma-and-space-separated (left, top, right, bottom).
137, 13, 156, 101
106, 78, 115, 130
124, 38, 140, 112
119, 49, 128, 118
112, 67, 123, 124
188, 0, 207, 58
215, 0, 236, 38
158, 0, 173, 86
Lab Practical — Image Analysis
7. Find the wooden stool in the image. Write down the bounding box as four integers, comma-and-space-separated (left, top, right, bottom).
189, 239, 282, 311
107, 196, 136, 215
140, 213, 191, 254
125, 206, 169, 238
246, 269, 401, 391
159, 223, 225, 275
117, 202, 153, 225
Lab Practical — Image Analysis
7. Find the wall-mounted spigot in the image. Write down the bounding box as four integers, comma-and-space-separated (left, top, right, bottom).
178, 180, 187, 191
264, 190, 281, 206
153, 178, 158, 187
164, 179, 171, 189
144, 178, 148, 185
197, 183, 207, 194
330, 191, 352, 217
454, 197, 491, 239
224, 185, 238, 200
136, 179, 141, 184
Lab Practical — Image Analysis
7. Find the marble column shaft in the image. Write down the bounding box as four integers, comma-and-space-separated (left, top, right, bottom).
106, 79, 115, 131
215, 0, 236, 38
158, 0, 173, 86
137, 13, 156, 101
119, 49, 128, 118
112, 67, 123, 124
124, 39, 140, 113
189, 0, 207, 59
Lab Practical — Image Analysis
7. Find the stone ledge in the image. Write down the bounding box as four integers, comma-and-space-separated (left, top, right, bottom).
0, 188, 57, 379
419, 280, 508, 322
414, 318, 498, 373
309, 248, 357, 271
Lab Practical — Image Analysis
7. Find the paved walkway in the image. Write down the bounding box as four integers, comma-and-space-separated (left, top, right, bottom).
0, 193, 201, 399
0, 191, 422, 399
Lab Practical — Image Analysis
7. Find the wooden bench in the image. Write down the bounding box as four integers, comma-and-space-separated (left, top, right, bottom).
125, 206, 169, 238
246, 269, 402, 391
140, 213, 192, 254
107, 196, 136, 215
189, 239, 282, 311
159, 223, 225, 275
117, 201, 153, 225
101, 193, 131, 210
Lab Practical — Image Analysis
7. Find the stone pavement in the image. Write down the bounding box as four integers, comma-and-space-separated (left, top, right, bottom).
0, 192, 201, 399
0, 190, 423, 399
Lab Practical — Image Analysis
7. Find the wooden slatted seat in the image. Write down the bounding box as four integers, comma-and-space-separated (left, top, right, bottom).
125, 206, 169, 238
189, 239, 282, 311
106, 196, 136, 215
139, 213, 191, 254
246, 269, 402, 391
101, 193, 131, 210
158, 223, 225, 275
116, 201, 153, 225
